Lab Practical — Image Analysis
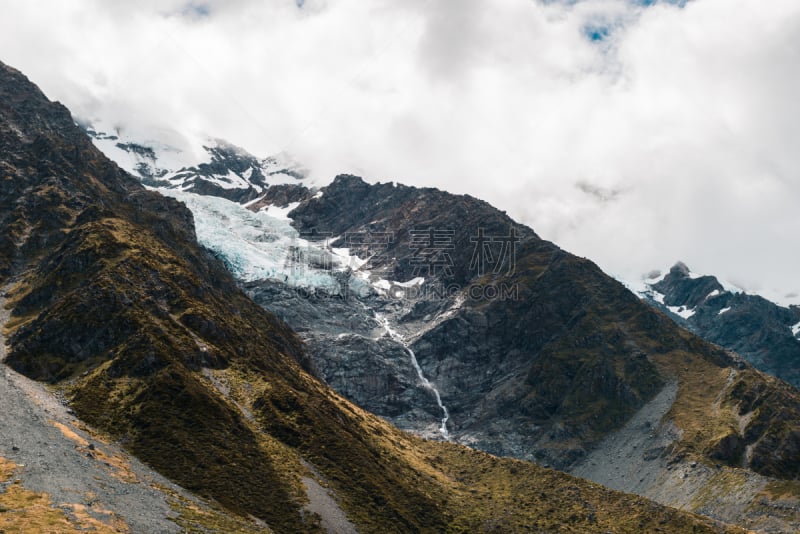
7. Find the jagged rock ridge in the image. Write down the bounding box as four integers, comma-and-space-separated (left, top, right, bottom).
640, 262, 800, 388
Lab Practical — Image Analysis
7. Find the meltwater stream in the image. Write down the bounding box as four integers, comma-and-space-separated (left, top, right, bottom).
377, 315, 450, 439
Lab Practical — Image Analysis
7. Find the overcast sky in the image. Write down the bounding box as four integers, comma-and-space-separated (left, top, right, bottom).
1, 0, 798, 304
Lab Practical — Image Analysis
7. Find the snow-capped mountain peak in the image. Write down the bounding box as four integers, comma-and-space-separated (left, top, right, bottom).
628, 261, 800, 388
83, 120, 311, 203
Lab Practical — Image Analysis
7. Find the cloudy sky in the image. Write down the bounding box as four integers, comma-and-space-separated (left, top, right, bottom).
1, 0, 799, 303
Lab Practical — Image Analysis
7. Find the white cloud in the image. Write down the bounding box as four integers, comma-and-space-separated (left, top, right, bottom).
1, 0, 798, 304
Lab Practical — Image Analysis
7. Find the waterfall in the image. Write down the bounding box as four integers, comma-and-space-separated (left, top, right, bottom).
377, 315, 450, 439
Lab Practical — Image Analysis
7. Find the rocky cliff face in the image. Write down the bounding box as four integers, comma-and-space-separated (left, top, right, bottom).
236, 174, 800, 531
1, 60, 747, 533
268, 176, 798, 475
640, 262, 800, 388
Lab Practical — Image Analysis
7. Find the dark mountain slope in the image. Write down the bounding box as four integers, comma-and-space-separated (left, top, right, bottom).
291, 174, 536, 285
0, 60, 326, 531
287, 175, 800, 481
0, 61, 742, 532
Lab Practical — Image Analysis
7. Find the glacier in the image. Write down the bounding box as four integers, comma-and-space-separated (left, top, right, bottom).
158, 189, 369, 295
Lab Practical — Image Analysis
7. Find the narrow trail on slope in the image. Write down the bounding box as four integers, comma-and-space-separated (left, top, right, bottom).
376, 313, 450, 439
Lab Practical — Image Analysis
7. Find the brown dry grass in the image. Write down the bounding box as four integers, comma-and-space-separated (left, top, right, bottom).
1, 456, 125, 533
50, 420, 138, 484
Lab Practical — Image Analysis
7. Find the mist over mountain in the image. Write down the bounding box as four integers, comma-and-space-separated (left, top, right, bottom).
2, 0, 799, 308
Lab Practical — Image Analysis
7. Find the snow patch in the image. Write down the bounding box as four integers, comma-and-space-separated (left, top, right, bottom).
615, 276, 648, 295
667, 305, 696, 320
397, 277, 425, 288
260, 152, 309, 186
792, 321, 800, 337
90, 136, 142, 176
718, 307, 732, 316
616, 273, 665, 303
368, 276, 426, 297
373, 279, 391, 291
209, 169, 250, 190
242, 195, 264, 209
262, 202, 300, 221
718, 278, 745, 295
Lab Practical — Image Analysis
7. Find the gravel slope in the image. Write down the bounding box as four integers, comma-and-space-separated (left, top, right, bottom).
570, 380, 800, 533
302, 475, 358, 534
570, 381, 680, 494
0, 295, 185, 532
